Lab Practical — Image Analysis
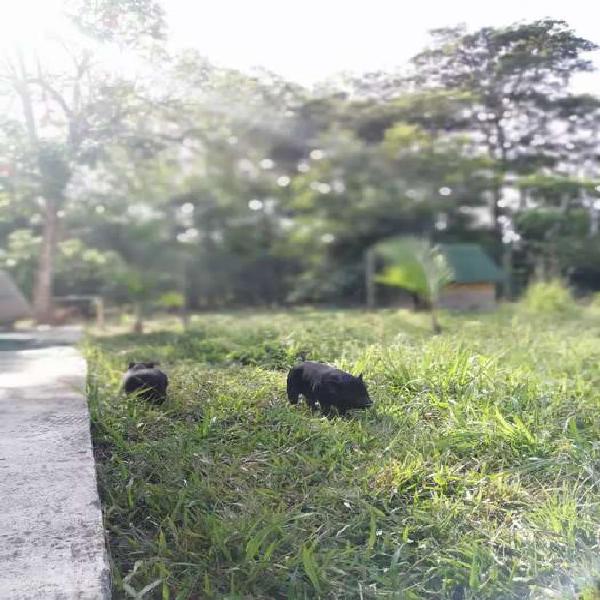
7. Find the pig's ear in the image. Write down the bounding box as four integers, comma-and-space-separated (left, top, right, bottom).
358, 373, 364, 381
128, 362, 135, 369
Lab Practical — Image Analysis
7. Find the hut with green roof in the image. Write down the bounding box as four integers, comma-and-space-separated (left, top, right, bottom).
436, 243, 504, 310
368, 241, 504, 311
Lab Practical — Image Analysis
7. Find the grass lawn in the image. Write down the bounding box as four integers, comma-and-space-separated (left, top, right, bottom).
86, 307, 600, 599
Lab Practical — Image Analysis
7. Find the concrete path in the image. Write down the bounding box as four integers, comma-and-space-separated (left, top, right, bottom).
0, 328, 110, 599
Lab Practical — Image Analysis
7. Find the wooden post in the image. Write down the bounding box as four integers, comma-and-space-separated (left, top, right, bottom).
95, 297, 105, 330
180, 255, 190, 330
502, 245, 512, 300
365, 247, 376, 309
133, 302, 143, 334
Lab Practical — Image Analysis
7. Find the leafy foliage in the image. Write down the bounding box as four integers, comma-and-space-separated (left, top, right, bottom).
375, 237, 453, 304
1, 16, 599, 314
521, 280, 574, 314
67, 0, 166, 44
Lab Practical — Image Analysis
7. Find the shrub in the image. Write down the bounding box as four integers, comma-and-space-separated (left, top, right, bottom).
157, 291, 185, 311
521, 280, 573, 314
587, 292, 600, 311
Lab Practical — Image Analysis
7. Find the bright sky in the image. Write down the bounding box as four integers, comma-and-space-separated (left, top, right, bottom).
165, 0, 600, 91
165, 0, 599, 85
1, 0, 599, 91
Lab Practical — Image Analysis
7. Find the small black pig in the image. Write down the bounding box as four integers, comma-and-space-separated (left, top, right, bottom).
122, 362, 168, 404
287, 361, 372, 415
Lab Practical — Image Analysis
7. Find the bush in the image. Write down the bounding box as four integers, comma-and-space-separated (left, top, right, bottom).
585, 292, 600, 312
157, 291, 185, 311
521, 280, 573, 314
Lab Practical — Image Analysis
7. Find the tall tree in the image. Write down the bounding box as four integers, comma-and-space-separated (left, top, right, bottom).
411, 20, 598, 237
66, 0, 166, 45
0, 0, 165, 322
1, 47, 87, 321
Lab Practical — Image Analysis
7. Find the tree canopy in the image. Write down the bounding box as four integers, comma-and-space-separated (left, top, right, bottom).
1, 10, 599, 321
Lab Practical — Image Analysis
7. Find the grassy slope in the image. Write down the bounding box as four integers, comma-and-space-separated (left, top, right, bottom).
86, 308, 600, 600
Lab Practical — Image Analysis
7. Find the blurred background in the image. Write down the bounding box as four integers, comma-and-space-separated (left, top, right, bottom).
1, 0, 599, 330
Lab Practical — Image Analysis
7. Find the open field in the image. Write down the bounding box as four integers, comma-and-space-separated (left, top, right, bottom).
86, 307, 600, 599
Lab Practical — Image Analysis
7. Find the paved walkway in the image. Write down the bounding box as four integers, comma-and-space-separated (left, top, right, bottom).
0, 328, 110, 599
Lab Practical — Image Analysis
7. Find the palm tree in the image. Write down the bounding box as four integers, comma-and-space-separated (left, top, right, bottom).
374, 237, 453, 334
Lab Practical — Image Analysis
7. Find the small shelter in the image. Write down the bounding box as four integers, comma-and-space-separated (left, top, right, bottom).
0, 270, 32, 325
437, 243, 504, 310
367, 241, 504, 311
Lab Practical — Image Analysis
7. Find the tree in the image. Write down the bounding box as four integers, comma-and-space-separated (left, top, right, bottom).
3, 13, 599, 315
0, 45, 107, 321
411, 20, 598, 237
0, 0, 166, 322
66, 0, 166, 45
146, 56, 308, 308
374, 237, 453, 333
282, 93, 492, 303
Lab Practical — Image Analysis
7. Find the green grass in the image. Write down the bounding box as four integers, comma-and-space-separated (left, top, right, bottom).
86, 307, 600, 599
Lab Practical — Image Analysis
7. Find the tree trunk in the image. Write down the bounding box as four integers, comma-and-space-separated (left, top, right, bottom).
180, 309, 190, 330
430, 307, 442, 334
365, 247, 376, 309
490, 120, 507, 242
411, 292, 419, 310
95, 297, 105, 330
180, 254, 190, 330
133, 302, 144, 334
491, 184, 502, 241
534, 253, 546, 282
589, 204, 599, 237
14, 47, 57, 325
502, 244, 512, 300
33, 198, 58, 323
519, 187, 528, 211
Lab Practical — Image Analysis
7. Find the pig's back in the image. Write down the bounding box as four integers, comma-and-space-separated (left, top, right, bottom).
296, 361, 337, 384
123, 368, 167, 393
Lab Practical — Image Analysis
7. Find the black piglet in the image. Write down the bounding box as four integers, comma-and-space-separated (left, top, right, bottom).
287, 361, 372, 415
122, 362, 168, 404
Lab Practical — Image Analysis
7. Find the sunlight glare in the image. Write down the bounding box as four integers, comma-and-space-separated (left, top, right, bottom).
0, 0, 64, 49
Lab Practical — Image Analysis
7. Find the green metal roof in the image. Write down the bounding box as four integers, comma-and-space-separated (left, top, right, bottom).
437, 243, 505, 284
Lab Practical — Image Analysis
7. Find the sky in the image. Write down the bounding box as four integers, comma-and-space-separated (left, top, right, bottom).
164, 0, 600, 91
0, 0, 599, 91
